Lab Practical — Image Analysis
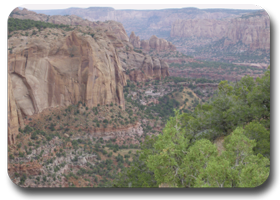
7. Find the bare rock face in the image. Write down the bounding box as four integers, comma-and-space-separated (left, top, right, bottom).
8, 30, 127, 120
224, 13, 270, 50
8, 73, 21, 145
129, 31, 141, 48
118, 51, 169, 82
148, 35, 176, 52
170, 11, 270, 51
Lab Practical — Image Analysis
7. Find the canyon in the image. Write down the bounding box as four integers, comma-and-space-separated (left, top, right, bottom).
7, 6, 270, 188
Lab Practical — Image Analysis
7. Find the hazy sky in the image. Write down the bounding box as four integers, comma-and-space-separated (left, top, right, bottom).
21, 4, 262, 10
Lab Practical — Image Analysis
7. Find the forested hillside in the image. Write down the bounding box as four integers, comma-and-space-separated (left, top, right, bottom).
113, 67, 270, 188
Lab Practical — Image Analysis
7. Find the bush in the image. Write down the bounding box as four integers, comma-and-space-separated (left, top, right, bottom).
124, 154, 130, 159
23, 125, 33, 134
19, 151, 24, 157
31, 132, 38, 140
20, 174, 27, 185
102, 150, 108, 155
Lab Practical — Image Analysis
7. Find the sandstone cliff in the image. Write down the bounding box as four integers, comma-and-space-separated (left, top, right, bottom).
224, 12, 270, 50
8, 29, 127, 139
118, 51, 169, 82
170, 11, 270, 51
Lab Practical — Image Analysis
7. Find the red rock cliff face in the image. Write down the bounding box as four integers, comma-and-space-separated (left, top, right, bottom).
170, 11, 270, 50
8, 31, 127, 120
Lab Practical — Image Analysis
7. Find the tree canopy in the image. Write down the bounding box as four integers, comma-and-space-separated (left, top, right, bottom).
114, 67, 270, 188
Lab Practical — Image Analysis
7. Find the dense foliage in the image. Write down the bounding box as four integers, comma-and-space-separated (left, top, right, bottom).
114, 67, 270, 188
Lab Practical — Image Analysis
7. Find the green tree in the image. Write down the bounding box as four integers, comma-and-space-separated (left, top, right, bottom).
147, 125, 269, 188
244, 121, 270, 158
202, 127, 270, 188
147, 110, 189, 187
113, 136, 158, 187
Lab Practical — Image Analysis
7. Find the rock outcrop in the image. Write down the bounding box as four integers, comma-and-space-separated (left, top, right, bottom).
8, 30, 127, 120
129, 32, 176, 52
129, 31, 141, 48
148, 35, 176, 52
118, 51, 169, 82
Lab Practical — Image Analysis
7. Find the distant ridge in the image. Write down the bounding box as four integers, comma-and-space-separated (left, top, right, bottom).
32, 7, 260, 16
